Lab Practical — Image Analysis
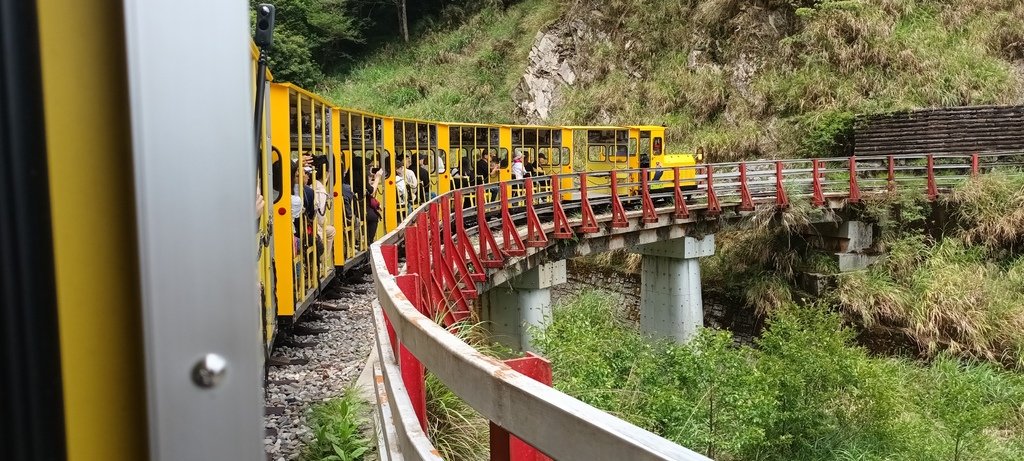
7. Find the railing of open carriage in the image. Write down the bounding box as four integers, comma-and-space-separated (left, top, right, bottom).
368, 152, 1022, 461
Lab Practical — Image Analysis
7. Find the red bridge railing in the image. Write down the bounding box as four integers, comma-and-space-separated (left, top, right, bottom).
369, 152, 1021, 460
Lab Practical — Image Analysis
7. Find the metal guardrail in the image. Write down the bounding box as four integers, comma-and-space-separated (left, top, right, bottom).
369, 152, 1022, 460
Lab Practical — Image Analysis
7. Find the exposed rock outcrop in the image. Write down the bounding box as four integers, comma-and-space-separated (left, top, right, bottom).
514, 18, 607, 123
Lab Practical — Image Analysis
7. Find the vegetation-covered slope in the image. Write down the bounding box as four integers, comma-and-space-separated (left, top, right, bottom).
536, 291, 1024, 460
325, 0, 1024, 161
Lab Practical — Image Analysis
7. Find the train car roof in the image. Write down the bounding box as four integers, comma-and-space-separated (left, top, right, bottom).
501, 123, 564, 129
444, 121, 501, 128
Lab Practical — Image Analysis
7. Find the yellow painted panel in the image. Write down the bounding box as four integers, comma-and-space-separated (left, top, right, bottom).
437, 123, 451, 194
331, 107, 346, 267
36, 0, 148, 459
381, 118, 397, 231
269, 83, 296, 317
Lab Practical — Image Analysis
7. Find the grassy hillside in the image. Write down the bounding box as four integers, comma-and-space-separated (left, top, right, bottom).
324, 0, 1024, 161
322, 0, 560, 122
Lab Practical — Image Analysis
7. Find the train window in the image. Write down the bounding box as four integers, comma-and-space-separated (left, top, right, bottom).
538, 129, 551, 146
588, 146, 606, 162
271, 146, 283, 203
615, 130, 628, 144
517, 147, 535, 166
613, 144, 628, 159
639, 137, 651, 168
339, 150, 349, 184
524, 129, 537, 145
450, 147, 465, 173
561, 147, 571, 166
497, 148, 509, 168
435, 149, 447, 174
381, 150, 393, 179
653, 137, 663, 155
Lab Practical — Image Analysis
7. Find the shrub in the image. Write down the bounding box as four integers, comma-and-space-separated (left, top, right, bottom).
944, 171, 1024, 251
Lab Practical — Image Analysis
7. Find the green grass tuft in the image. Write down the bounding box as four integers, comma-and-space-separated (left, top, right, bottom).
301, 386, 374, 461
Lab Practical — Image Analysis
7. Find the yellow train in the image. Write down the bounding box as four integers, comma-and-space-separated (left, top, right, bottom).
7, 3, 700, 458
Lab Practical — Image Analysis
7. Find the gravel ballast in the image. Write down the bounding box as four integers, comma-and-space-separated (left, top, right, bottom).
263, 277, 376, 461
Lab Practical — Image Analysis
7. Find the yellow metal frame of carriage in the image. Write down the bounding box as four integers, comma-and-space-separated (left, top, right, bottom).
251, 41, 278, 355
437, 122, 503, 206
499, 124, 574, 200
268, 82, 337, 321
334, 106, 387, 264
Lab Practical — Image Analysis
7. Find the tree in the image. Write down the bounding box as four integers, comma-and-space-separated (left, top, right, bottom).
249, 0, 365, 87
395, 0, 409, 43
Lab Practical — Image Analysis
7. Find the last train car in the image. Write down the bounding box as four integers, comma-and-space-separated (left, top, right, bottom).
3, 1, 264, 459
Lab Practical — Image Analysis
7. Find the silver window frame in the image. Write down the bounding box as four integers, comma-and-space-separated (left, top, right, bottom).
122, 1, 263, 459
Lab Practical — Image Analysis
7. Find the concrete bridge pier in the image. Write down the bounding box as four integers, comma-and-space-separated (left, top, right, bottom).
806, 220, 878, 271
483, 260, 567, 352
633, 235, 715, 343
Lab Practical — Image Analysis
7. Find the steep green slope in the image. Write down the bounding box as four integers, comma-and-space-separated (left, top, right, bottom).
324, 0, 1024, 161
323, 0, 560, 122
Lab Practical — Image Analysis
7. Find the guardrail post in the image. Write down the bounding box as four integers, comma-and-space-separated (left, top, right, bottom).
490, 353, 554, 461
550, 174, 573, 238
672, 166, 690, 219
406, 222, 420, 276
501, 184, 527, 256
705, 164, 721, 215
609, 172, 628, 228
525, 178, 549, 247
887, 155, 895, 191
416, 213, 443, 322
811, 159, 825, 207
381, 244, 399, 276
442, 197, 478, 299
971, 152, 980, 177
848, 156, 861, 203
454, 189, 486, 282
640, 168, 658, 223
578, 172, 599, 233
380, 243, 400, 360
430, 202, 470, 325
775, 161, 789, 209
926, 154, 938, 201
738, 163, 754, 211
395, 274, 427, 433
476, 185, 504, 268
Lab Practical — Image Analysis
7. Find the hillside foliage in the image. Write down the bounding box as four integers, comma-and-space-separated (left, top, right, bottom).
325, 0, 1024, 160
537, 291, 1024, 461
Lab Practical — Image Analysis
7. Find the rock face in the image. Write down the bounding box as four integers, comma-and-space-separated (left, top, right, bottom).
516, 28, 577, 123
514, 17, 608, 123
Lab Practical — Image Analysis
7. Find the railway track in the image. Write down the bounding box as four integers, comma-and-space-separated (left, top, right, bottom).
263, 276, 377, 460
